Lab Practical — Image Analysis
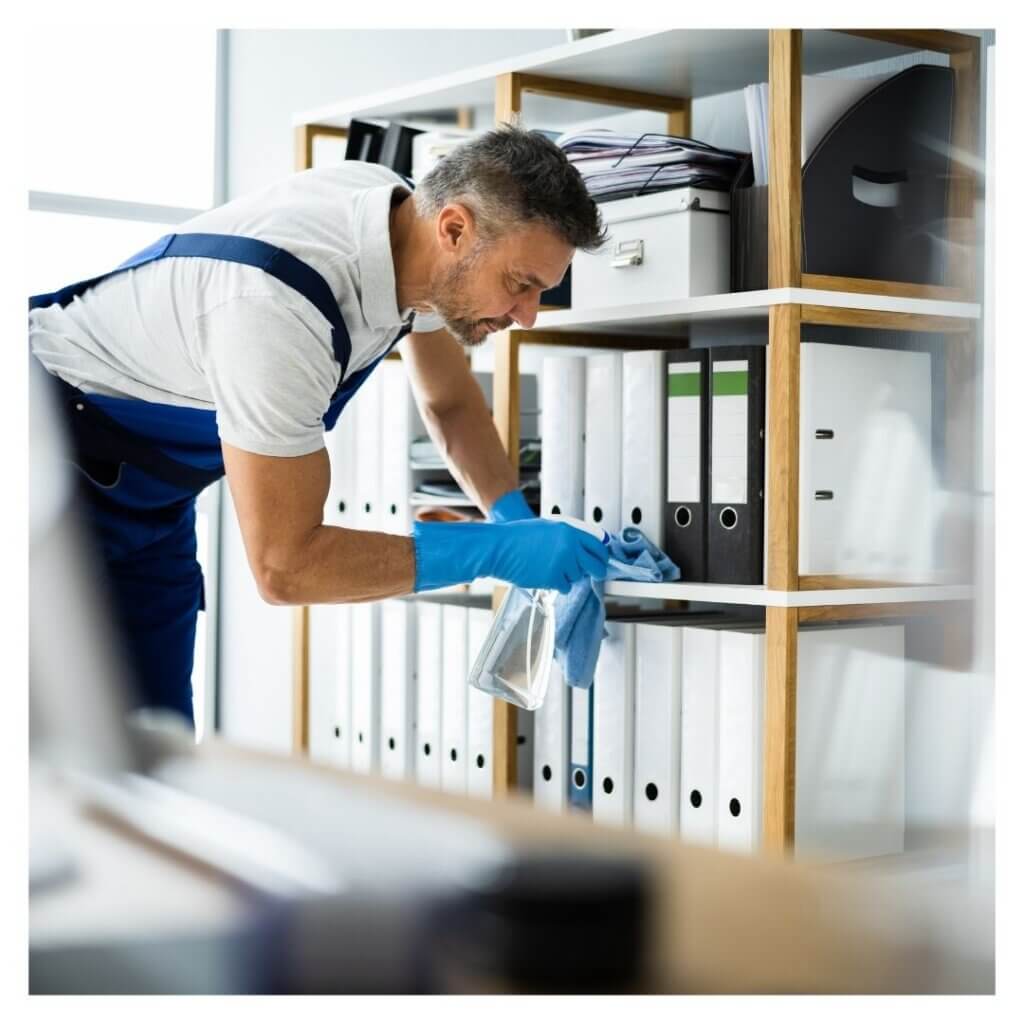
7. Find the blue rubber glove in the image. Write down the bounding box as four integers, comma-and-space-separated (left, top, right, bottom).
488, 488, 535, 523
413, 519, 609, 594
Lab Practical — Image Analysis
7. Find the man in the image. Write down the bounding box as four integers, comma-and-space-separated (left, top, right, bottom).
29, 125, 610, 723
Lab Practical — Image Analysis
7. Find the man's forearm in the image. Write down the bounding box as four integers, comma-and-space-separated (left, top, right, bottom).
260, 525, 415, 605
423, 396, 519, 515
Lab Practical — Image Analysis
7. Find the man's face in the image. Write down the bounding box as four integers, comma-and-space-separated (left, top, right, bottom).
428, 218, 574, 348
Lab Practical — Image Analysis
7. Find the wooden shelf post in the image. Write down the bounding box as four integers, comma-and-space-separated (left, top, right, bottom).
763, 29, 804, 854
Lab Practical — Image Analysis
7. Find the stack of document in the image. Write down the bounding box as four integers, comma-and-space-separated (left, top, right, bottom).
556, 128, 747, 202
410, 436, 541, 511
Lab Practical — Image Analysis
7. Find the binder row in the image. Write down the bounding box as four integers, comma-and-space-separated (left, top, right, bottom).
307, 600, 533, 799
534, 619, 907, 862
544, 340, 939, 585
325, 359, 420, 536
542, 347, 767, 587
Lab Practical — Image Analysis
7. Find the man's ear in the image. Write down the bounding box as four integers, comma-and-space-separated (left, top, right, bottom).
436, 202, 477, 255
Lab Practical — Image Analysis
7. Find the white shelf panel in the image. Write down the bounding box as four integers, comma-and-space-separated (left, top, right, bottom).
295, 29, 915, 127
604, 580, 974, 608
530, 288, 980, 338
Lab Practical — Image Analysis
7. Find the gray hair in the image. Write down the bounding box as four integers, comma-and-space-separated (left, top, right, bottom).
413, 123, 607, 252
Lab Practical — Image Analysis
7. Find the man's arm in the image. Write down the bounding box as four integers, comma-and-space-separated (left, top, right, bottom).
222, 442, 415, 605
400, 328, 519, 514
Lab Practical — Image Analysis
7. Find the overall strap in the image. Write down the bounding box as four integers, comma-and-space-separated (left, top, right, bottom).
30, 232, 354, 381
322, 320, 413, 432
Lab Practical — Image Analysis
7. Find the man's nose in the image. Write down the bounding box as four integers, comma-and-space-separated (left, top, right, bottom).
509, 290, 540, 330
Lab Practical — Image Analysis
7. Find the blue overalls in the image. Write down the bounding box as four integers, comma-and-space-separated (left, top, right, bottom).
30, 233, 408, 725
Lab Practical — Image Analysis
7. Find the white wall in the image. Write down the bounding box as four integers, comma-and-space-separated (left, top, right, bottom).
224, 29, 567, 197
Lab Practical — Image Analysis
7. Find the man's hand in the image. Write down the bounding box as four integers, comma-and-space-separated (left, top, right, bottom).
222, 442, 415, 605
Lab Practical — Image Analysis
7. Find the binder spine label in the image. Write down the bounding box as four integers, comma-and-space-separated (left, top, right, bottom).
711, 360, 750, 504
667, 363, 702, 503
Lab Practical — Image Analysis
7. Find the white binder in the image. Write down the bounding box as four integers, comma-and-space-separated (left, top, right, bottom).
716, 624, 906, 860
323, 400, 359, 528
331, 604, 354, 770
568, 686, 593, 811
532, 659, 571, 813
415, 602, 443, 789
621, 350, 666, 545
795, 625, 905, 861
716, 627, 765, 852
632, 623, 683, 835
584, 352, 623, 534
679, 626, 721, 846
349, 601, 382, 775
379, 600, 417, 781
378, 359, 421, 536
441, 604, 469, 795
307, 603, 347, 765
540, 355, 586, 519
516, 709, 534, 795
592, 622, 636, 828
466, 607, 495, 799
799, 342, 933, 580
352, 371, 383, 531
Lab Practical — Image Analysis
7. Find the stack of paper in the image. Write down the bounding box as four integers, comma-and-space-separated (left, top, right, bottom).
557, 128, 747, 202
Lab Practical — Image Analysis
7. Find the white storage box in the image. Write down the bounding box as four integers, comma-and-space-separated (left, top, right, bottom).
572, 187, 730, 309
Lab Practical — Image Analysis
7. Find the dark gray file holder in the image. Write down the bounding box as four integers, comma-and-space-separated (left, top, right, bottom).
729, 63, 955, 292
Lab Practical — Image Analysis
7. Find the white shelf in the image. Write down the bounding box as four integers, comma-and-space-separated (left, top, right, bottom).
530, 288, 980, 338
295, 29, 915, 128
603, 580, 974, 608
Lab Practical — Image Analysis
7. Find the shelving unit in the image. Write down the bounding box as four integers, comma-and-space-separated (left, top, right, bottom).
292, 27, 983, 854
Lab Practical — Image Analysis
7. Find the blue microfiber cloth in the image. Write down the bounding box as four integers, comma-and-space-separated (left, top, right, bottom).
553, 526, 681, 688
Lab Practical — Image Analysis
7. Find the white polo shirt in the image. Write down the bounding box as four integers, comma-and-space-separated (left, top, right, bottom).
28, 163, 444, 458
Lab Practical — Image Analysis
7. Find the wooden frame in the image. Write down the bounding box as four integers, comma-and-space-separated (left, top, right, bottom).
758, 28, 981, 853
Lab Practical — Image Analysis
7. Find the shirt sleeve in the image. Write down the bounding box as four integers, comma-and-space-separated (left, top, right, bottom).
195, 294, 339, 457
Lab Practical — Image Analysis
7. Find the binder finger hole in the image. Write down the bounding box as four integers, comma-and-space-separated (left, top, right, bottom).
645, 783, 659, 802
542, 765, 553, 782
334, 726, 341, 739
450, 748, 458, 762
674, 506, 692, 529
592, 506, 604, 523
423, 742, 431, 757
573, 769, 587, 790
476, 755, 485, 769
388, 737, 395, 751
358, 732, 364, 744
338, 501, 346, 513
389, 503, 397, 515
550, 504, 561, 516
630, 506, 642, 525
719, 506, 738, 530
364, 502, 372, 514
689, 789, 702, 809
729, 798, 742, 818
602, 777, 614, 795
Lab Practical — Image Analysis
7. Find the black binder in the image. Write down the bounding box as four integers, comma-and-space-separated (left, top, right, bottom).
662, 349, 709, 582
706, 345, 766, 585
